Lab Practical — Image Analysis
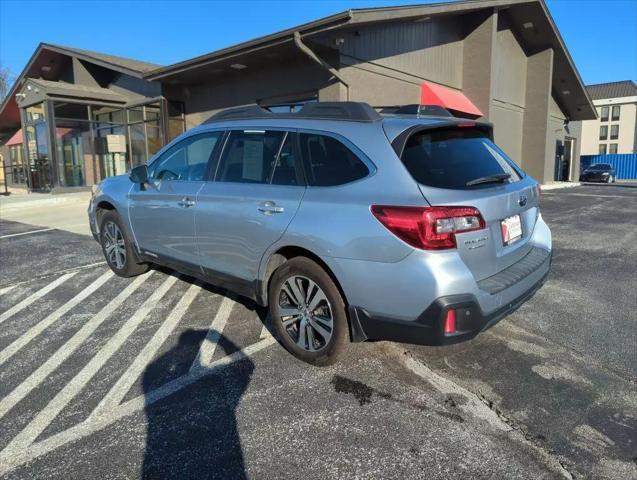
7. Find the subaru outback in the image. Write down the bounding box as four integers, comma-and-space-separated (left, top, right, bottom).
88, 102, 551, 365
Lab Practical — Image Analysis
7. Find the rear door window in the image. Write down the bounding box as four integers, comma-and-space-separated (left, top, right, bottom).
401, 128, 523, 189
216, 130, 286, 184
215, 130, 304, 186
298, 133, 369, 186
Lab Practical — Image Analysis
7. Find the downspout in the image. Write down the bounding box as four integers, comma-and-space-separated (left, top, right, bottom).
293, 31, 350, 101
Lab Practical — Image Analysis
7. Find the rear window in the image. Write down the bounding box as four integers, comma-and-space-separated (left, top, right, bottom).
401, 128, 523, 189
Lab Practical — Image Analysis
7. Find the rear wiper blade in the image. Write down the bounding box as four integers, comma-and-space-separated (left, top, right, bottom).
466, 173, 511, 187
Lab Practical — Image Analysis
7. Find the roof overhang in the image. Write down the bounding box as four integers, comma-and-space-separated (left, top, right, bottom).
145, 0, 595, 121
0, 43, 157, 143
16, 78, 127, 109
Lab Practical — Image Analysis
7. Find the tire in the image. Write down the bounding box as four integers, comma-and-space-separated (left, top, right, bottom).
268, 257, 349, 366
606, 175, 612, 183
99, 210, 149, 278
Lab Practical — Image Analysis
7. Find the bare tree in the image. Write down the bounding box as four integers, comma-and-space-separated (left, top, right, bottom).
0, 66, 13, 103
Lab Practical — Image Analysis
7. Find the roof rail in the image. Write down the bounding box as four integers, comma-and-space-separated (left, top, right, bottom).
204, 101, 382, 124
393, 104, 453, 117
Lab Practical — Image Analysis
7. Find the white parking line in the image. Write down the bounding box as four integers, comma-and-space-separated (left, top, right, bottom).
0, 335, 277, 475
89, 280, 202, 422
0, 285, 18, 296
2, 276, 178, 453
0, 271, 113, 367
0, 270, 280, 475
0, 272, 153, 422
189, 295, 236, 371
0, 272, 76, 325
259, 316, 274, 340
0, 228, 55, 239
0, 261, 108, 294
0, 274, 179, 455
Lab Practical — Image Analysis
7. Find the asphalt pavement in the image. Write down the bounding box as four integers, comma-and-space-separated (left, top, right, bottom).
0, 182, 635, 479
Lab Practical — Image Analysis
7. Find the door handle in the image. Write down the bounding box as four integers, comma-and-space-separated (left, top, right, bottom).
177, 196, 196, 208
258, 201, 284, 215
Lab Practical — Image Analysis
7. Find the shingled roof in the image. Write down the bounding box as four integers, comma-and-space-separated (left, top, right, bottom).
43, 43, 162, 75
586, 80, 637, 100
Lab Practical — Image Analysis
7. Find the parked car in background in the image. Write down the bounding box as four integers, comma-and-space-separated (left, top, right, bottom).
580, 163, 616, 183
88, 102, 552, 365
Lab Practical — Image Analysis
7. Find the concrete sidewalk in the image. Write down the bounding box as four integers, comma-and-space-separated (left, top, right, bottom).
0, 192, 92, 236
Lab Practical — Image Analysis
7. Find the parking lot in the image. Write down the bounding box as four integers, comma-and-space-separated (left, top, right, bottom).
0, 183, 635, 479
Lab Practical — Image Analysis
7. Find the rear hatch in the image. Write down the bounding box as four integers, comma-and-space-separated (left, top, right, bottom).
396, 125, 540, 281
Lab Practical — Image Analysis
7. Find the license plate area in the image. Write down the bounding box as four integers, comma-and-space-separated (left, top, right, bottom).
501, 214, 522, 246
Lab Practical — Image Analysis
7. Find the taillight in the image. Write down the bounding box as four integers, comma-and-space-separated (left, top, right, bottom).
370, 205, 485, 250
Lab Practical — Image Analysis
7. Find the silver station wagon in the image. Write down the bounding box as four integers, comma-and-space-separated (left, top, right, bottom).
89, 102, 552, 365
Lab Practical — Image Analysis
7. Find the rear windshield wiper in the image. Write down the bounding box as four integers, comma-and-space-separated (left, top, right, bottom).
466, 173, 511, 187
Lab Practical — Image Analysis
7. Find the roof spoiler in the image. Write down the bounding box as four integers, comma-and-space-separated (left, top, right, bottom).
390, 120, 494, 158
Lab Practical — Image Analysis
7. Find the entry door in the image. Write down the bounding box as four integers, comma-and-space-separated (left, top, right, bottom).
128, 131, 223, 268
563, 137, 574, 181
196, 130, 306, 288
554, 140, 564, 181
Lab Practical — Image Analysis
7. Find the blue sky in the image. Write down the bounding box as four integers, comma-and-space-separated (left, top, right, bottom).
0, 0, 635, 87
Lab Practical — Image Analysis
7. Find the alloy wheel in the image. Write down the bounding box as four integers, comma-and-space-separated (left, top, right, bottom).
103, 221, 126, 269
278, 275, 333, 352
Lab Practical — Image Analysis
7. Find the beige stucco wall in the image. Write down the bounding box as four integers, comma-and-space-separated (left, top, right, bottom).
580, 97, 637, 155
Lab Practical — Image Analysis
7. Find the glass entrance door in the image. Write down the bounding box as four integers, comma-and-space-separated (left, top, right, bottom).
23, 104, 52, 190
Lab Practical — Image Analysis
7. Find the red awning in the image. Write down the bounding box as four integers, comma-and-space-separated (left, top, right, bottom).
420, 81, 483, 118
5, 129, 23, 146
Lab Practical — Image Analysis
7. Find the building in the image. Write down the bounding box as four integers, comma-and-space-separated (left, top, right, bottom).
0, 0, 596, 193
579, 80, 637, 156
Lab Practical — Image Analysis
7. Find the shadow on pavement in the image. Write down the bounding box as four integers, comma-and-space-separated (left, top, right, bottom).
142, 330, 254, 479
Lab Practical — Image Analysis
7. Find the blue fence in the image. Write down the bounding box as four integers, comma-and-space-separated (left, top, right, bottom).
580, 154, 637, 180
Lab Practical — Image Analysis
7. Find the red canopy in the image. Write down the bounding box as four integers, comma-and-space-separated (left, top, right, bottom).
4, 127, 75, 147
5, 129, 23, 146
420, 81, 483, 118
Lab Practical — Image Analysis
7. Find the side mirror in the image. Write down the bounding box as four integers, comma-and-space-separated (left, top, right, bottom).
129, 164, 148, 184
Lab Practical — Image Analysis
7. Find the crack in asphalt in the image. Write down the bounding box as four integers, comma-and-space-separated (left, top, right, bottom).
397, 347, 577, 480
475, 393, 577, 479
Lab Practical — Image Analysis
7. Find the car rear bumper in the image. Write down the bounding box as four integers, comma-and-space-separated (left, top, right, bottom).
347, 250, 551, 346
580, 175, 610, 182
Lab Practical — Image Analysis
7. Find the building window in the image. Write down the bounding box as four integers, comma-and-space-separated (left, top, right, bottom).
609, 143, 618, 154
599, 125, 608, 140
599, 106, 609, 122
599, 144, 607, 155
610, 124, 619, 140
7, 144, 27, 185
611, 105, 620, 121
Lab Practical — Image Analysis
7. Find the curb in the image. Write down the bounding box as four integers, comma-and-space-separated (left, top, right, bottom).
540, 182, 581, 191
0, 194, 90, 213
